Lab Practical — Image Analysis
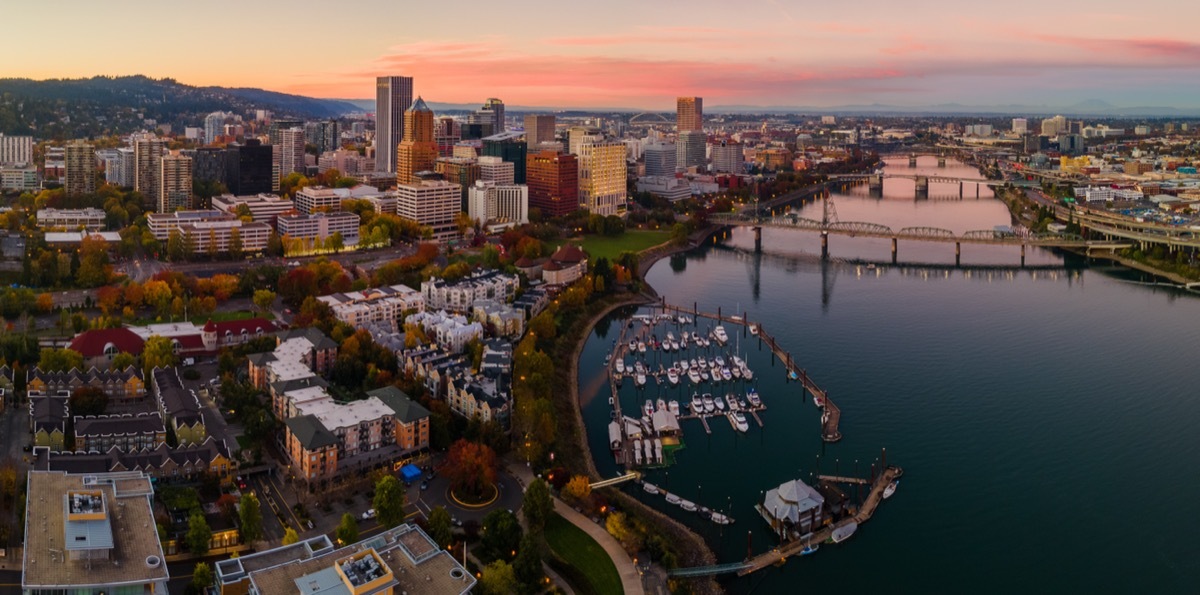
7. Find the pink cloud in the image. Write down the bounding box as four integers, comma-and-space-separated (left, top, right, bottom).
1031, 34, 1200, 61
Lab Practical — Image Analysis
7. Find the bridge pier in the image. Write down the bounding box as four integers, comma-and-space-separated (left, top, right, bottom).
821, 231, 829, 259
753, 226, 762, 253
976, 183, 980, 198
908, 155, 917, 167
915, 176, 929, 198
1020, 243, 1026, 267
891, 237, 898, 264
959, 181, 963, 198
938, 156, 946, 167
955, 241, 961, 266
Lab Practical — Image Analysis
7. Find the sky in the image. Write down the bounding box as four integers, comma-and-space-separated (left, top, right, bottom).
6, 0, 1200, 110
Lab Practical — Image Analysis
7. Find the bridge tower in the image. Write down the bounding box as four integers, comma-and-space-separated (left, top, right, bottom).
868, 174, 883, 197
937, 155, 946, 167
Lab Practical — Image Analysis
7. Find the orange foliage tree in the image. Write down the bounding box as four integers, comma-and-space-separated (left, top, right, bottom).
441, 439, 497, 500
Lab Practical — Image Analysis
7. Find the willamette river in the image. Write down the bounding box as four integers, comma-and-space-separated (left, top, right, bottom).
576, 157, 1200, 592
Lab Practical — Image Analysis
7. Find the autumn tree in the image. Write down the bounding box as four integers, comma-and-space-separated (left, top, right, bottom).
441, 439, 497, 501
605, 511, 644, 555
282, 527, 300, 545
373, 475, 406, 529
110, 352, 137, 371
252, 289, 276, 314
238, 492, 263, 543
562, 475, 591, 503
38, 347, 83, 371
142, 335, 179, 374
477, 560, 518, 595
229, 227, 244, 260
36, 293, 54, 313
426, 506, 453, 548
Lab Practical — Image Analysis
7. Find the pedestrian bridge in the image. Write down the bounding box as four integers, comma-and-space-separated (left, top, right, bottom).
667, 561, 752, 577
588, 471, 641, 490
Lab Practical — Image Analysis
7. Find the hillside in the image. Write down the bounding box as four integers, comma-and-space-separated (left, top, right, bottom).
0, 75, 361, 139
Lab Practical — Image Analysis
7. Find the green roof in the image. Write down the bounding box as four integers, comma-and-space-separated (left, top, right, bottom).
367, 386, 430, 424
284, 415, 338, 450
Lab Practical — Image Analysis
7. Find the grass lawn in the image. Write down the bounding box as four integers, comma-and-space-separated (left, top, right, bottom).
544, 512, 623, 595
574, 230, 671, 262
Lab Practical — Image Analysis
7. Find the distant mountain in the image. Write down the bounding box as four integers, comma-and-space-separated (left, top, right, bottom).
0, 76, 362, 139
708, 101, 1200, 117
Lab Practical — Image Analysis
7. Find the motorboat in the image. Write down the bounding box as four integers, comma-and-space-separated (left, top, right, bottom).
656, 398, 667, 411
679, 335, 688, 349
667, 369, 679, 385
668, 400, 680, 416
713, 326, 729, 345
615, 359, 625, 374
670, 340, 679, 351
644, 400, 655, 418
666, 331, 675, 344
679, 359, 690, 371
746, 388, 762, 407
604, 353, 611, 365
721, 367, 733, 382
697, 358, 707, 370
710, 512, 733, 525
633, 441, 643, 465
724, 393, 738, 411
638, 341, 647, 354
800, 544, 818, 556
830, 522, 858, 544
690, 358, 700, 370
732, 411, 749, 432
643, 482, 660, 495
714, 395, 726, 411
748, 324, 759, 336
665, 493, 682, 505
688, 368, 702, 384
702, 394, 715, 413
883, 480, 899, 499
731, 355, 745, 369
680, 499, 697, 512
715, 356, 726, 368
700, 370, 710, 382
813, 394, 824, 408
690, 393, 703, 412
742, 366, 754, 381
730, 365, 742, 380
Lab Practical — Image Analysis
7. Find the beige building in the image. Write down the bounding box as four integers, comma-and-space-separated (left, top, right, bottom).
394, 179, 461, 240
133, 135, 166, 207
158, 153, 193, 213
180, 218, 272, 255
64, 141, 95, 195
477, 155, 515, 185
524, 114, 556, 146
577, 140, 627, 215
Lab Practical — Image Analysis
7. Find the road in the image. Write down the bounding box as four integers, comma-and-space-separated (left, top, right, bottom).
117, 242, 417, 280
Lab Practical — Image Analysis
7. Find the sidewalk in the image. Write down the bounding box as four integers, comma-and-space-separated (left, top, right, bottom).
509, 461, 645, 595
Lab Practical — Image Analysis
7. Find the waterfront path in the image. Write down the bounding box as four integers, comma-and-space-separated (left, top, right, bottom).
509, 459, 646, 595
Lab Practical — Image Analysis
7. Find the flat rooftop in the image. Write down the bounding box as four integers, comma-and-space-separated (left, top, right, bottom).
23, 471, 169, 589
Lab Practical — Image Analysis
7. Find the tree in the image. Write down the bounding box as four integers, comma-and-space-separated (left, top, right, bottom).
477, 560, 518, 595
336, 512, 359, 545
426, 506, 454, 549
229, 227, 244, 260
480, 509, 522, 561
38, 347, 84, 371
191, 562, 214, 594
110, 352, 137, 371
36, 292, 54, 313
512, 533, 544, 589
186, 510, 211, 555
605, 511, 644, 555
252, 289, 276, 314
282, 527, 300, 545
70, 386, 108, 416
328, 232, 344, 254
238, 492, 263, 543
521, 479, 553, 537
562, 475, 591, 503
373, 475, 406, 529
441, 440, 497, 500
142, 335, 179, 374
167, 229, 188, 262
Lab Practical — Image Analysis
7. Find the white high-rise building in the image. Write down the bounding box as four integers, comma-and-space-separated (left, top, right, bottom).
0, 133, 33, 164
1041, 115, 1068, 137
158, 153, 193, 213
477, 156, 515, 185
577, 140, 626, 216
1012, 118, 1028, 134
394, 180, 461, 240
643, 143, 677, 177
277, 128, 305, 176
204, 112, 229, 143
711, 139, 744, 174
467, 180, 528, 228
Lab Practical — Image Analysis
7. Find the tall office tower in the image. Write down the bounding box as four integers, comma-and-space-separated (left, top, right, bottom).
524, 115, 555, 147
1012, 118, 1028, 134
676, 130, 706, 170
527, 150, 578, 217
577, 140, 626, 216
158, 153, 193, 212
677, 97, 703, 132
305, 120, 340, 155
482, 133, 527, 183
568, 126, 603, 156
268, 118, 303, 146
204, 111, 229, 143
477, 156, 515, 185
113, 147, 135, 187
63, 142, 96, 195
395, 97, 438, 185
711, 139, 744, 174
375, 75, 414, 173
277, 128, 306, 177
435, 117, 461, 157
643, 142, 677, 177
225, 139, 273, 195
134, 136, 167, 207
476, 98, 505, 133
0, 133, 34, 164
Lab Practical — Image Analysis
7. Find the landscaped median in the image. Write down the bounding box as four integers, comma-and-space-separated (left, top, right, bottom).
545, 512, 624, 595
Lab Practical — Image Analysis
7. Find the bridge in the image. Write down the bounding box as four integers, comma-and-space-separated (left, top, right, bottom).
827, 172, 1038, 197
666, 561, 752, 578
588, 471, 641, 490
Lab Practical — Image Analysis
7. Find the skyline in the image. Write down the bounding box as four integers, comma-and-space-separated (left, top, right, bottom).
6, 1, 1200, 110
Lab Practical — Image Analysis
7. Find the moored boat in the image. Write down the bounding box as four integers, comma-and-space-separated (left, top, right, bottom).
830, 522, 858, 543
690, 393, 703, 412
746, 388, 762, 407
800, 544, 818, 556
615, 359, 625, 374
714, 395, 726, 411
679, 499, 697, 512
644, 400, 655, 418
688, 368, 701, 384
665, 493, 682, 505
636, 373, 647, 387
702, 393, 715, 413
710, 512, 733, 525
656, 398, 667, 412
713, 326, 729, 345
643, 482, 660, 495
883, 480, 899, 499
732, 411, 749, 432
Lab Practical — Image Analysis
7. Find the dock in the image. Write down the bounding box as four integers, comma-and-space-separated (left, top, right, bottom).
737, 466, 904, 576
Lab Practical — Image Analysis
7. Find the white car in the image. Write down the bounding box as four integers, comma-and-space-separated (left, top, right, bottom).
362, 508, 376, 520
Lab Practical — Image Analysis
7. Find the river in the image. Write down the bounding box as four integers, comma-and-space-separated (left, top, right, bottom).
575, 157, 1200, 593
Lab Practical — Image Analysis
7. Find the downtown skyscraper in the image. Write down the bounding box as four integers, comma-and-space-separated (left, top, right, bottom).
676, 97, 703, 132
64, 141, 96, 196
395, 97, 437, 185
375, 76, 414, 174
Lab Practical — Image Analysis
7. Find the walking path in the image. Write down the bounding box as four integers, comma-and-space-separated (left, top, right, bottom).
509, 460, 646, 595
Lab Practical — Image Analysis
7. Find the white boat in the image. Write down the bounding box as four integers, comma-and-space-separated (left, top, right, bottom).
680, 499, 697, 512
721, 367, 733, 381
638, 341, 647, 354
730, 365, 742, 380
713, 326, 729, 345
666, 331, 675, 344
710, 512, 733, 525
714, 395, 726, 411
633, 441, 643, 465
830, 522, 858, 543
636, 373, 647, 387
746, 388, 762, 407
748, 324, 759, 336
883, 480, 899, 499
732, 355, 745, 369
679, 336, 688, 349
702, 394, 715, 413
813, 394, 824, 408
668, 400, 680, 416
688, 369, 701, 384
679, 359, 690, 371
644, 400, 655, 418
697, 358, 707, 370
667, 369, 679, 385
643, 482, 660, 495
715, 356, 726, 368
628, 340, 637, 352
665, 493, 682, 505
742, 366, 754, 381
725, 393, 739, 411
700, 370, 710, 382
732, 411, 749, 432
656, 398, 667, 412
670, 340, 679, 351
615, 359, 625, 374
690, 393, 703, 412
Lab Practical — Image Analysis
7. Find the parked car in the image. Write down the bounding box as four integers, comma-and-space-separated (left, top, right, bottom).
362, 508, 377, 520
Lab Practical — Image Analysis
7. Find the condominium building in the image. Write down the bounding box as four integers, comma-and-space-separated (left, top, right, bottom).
318, 148, 371, 174
420, 270, 520, 313
158, 153, 193, 212
396, 97, 438, 185
711, 139, 744, 174
405, 311, 483, 354
477, 155, 515, 185
304, 119, 339, 155
275, 127, 306, 178
482, 132, 526, 183
317, 284, 425, 332
677, 130, 706, 170
103, 147, 135, 187
568, 126, 603, 156
133, 135, 166, 206
394, 179, 461, 240
577, 140, 627, 215
36, 208, 106, 230
204, 111, 231, 143
225, 139, 273, 195
277, 211, 361, 245
187, 147, 226, 188
22, 471, 170, 595
435, 157, 481, 203
524, 114, 556, 147
643, 142, 677, 177
478, 97, 505, 133
527, 150, 578, 217
0, 133, 33, 164
677, 96, 703, 132
435, 117, 462, 157
467, 181, 528, 229
64, 142, 96, 195
295, 185, 344, 214
212, 193, 295, 226
375, 75, 414, 173
1012, 118, 1028, 134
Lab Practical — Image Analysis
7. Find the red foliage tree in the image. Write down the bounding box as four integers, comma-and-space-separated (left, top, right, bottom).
441, 439, 497, 500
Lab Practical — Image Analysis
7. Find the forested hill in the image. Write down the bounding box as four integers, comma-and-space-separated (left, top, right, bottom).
0, 76, 361, 139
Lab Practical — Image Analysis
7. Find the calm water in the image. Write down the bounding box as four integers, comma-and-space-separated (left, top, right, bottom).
577, 157, 1200, 593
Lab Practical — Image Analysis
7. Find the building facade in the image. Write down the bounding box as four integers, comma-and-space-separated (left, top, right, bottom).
711, 139, 744, 174
158, 153, 193, 212
64, 142, 96, 196
0, 133, 33, 164
134, 136, 167, 207
467, 181, 528, 228
36, 208, 106, 230
396, 97, 437, 185
577, 140, 627, 215
677, 96, 703, 132
643, 142, 677, 177
677, 130, 706, 170
277, 211, 361, 245
524, 114, 556, 147
527, 150, 578, 217
394, 180, 461, 240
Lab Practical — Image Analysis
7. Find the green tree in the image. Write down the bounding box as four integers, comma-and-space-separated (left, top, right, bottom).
328, 232, 344, 254
167, 229, 188, 262
426, 506, 453, 549
191, 562, 214, 594
373, 475, 406, 529
267, 231, 284, 257
605, 511, 643, 555
282, 527, 300, 545
252, 289, 276, 314
110, 351, 137, 370
512, 533, 544, 589
69, 386, 109, 416
481, 509, 522, 560
238, 492, 263, 543
38, 347, 84, 371
142, 335, 179, 374
336, 512, 359, 545
477, 560, 518, 595
185, 510, 211, 555
521, 479, 553, 537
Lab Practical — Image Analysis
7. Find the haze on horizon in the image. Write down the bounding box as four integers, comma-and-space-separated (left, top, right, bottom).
6, 0, 1200, 111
